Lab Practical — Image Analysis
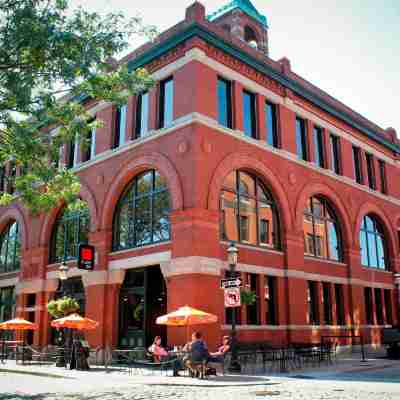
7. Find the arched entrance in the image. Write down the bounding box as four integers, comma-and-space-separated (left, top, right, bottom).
119, 266, 166, 348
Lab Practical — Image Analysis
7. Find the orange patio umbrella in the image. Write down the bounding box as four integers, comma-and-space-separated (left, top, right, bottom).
156, 306, 218, 342
0, 318, 38, 331
51, 313, 99, 331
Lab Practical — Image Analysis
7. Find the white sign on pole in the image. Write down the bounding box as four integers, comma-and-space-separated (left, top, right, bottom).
224, 288, 241, 308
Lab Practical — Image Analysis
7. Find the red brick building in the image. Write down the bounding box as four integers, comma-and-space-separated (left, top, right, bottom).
1, 0, 399, 351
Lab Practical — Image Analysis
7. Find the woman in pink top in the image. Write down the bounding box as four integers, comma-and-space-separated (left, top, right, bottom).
148, 336, 169, 362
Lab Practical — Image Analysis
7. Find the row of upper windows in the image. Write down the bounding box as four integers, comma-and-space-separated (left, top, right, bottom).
217, 77, 389, 196
0, 169, 392, 274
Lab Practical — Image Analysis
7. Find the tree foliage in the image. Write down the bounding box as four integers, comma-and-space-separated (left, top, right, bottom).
0, 0, 156, 214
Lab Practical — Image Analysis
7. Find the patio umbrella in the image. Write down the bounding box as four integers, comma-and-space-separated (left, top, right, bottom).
50, 313, 99, 330
156, 306, 218, 342
0, 318, 38, 362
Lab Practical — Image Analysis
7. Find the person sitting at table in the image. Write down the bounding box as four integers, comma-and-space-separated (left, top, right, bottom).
208, 335, 230, 362
183, 332, 209, 376
148, 336, 169, 362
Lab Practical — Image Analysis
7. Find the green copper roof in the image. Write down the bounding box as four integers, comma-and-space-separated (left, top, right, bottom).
207, 0, 268, 28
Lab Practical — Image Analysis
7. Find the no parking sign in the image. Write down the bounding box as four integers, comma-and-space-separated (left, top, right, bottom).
224, 288, 241, 308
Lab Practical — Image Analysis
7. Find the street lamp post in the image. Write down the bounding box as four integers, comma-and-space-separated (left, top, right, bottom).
227, 242, 241, 373
55, 261, 68, 368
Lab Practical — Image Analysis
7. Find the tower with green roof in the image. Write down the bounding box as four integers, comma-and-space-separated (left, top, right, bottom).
208, 0, 269, 55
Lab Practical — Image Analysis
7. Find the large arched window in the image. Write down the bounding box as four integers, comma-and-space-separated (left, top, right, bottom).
113, 169, 171, 251
303, 196, 342, 261
220, 170, 280, 248
0, 221, 21, 273
50, 204, 90, 263
360, 215, 387, 269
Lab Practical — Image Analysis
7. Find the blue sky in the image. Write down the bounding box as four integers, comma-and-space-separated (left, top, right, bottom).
70, 0, 400, 132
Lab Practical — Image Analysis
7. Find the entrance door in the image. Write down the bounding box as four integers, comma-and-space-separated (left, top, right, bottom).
119, 266, 166, 348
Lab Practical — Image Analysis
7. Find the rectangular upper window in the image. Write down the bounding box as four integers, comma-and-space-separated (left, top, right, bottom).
135, 92, 149, 138
364, 287, 373, 325
334, 283, 345, 326
330, 134, 341, 175
365, 153, 376, 190
313, 126, 325, 168
296, 117, 308, 161
83, 122, 96, 162
378, 160, 387, 194
217, 78, 232, 129
352, 146, 363, 184
113, 105, 127, 149
265, 102, 278, 148
242, 90, 257, 138
308, 281, 319, 325
67, 139, 76, 169
159, 77, 174, 128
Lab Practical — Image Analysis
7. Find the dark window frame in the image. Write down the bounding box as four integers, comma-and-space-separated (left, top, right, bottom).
265, 101, 279, 148
322, 282, 333, 325
374, 288, 384, 325
296, 117, 308, 161
217, 77, 233, 129
308, 281, 320, 325
113, 170, 171, 252
313, 126, 325, 168
0, 221, 20, 273
365, 153, 376, 190
378, 160, 387, 194
364, 287, 374, 325
352, 146, 363, 184
303, 196, 343, 262
220, 170, 281, 250
242, 90, 257, 138
330, 134, 342, 175
334, 283, 345, 326
159, 77, 174, 129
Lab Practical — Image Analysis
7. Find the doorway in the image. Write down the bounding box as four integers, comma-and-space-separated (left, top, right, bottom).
119, 266, 166, 348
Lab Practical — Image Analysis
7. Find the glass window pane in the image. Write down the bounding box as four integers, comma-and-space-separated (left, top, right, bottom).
327, 221, 340, 261
376, 236, 386, 269
116, 202, 130, 250
134, 196, 152, 246
239, 197, 257, 245
218, 79, 231, 128
66, 220, 78, 260
296, 118, 307, 160
153, 191, 171, 243
360, 230, 369, 266
154, 171, 167, 190
243, 91, 256, 138
136, 171, 153, 195
221, 191, 239, 242
222, 171, 237, 191
118, 104, 127, 146
140, 93, 149, 136
259, 203, 273, 246
365, 216, 374, 231
265, 102, 277, 147
55, 223, 65, 262
367, 232, 378, 267
239, 172, 256, 197
162, 79, 174, 128
314, 218, 328, 258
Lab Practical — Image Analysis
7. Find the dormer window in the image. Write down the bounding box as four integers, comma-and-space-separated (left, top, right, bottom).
244, 26, 258, 48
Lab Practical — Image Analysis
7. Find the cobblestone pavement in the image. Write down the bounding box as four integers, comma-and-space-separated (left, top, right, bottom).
1, 356, 400, 400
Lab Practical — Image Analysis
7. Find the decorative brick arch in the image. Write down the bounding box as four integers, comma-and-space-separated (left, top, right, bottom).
207, 152, 293, 232
39, 182, 99, 247
294, 182, 353, 250
0, 205, 29, 250
354, 202, 397, 261
99, 152, 184, 231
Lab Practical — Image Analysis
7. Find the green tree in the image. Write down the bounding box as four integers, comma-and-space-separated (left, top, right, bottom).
0, 0, 156, 214
47, 296, 80, 319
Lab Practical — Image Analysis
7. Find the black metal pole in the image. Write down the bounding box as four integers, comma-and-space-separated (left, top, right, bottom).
228, 262, 241, 373
56, 270, 67, 368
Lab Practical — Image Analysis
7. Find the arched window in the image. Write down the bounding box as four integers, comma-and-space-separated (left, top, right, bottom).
303, 196, 342, 261
244, 26, 258, 48
50, 204, 90, 263
113, 170, 171, 251
0, 221, 21, 273
360, 215, 387, 269
220, 171, 280, 248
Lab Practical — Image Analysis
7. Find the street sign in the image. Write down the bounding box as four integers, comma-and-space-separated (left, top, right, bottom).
77, 244, 95, 271
220, 278, 243, 289
224, 288, 241, 308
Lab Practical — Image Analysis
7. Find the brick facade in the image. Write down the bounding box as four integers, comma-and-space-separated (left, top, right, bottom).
0, 1, 399, 351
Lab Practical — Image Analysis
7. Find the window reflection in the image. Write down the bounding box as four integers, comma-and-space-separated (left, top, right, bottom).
220, 171, 280, 249
303, 196, 342, 262
360, 215, 387, 269
113, 170, 171, 251
0, 222, 20, 273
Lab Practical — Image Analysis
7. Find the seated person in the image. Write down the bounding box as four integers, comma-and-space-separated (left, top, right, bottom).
148, 336, 169, 362
183, 332, 209, 374
209, 335, 230, 363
